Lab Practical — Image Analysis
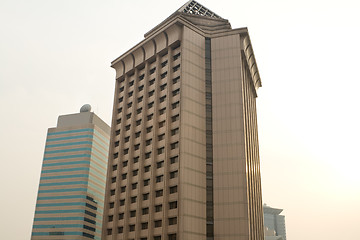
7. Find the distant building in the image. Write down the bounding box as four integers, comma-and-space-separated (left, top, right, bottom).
102, 1, 264, 239
31, 105, 110, 239
263, 204, 287, 240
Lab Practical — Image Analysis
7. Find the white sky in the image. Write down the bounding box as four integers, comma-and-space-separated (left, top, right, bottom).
1, 0, 359, 239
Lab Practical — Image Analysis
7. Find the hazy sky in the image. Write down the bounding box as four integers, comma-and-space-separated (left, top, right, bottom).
1, 0, 359, 239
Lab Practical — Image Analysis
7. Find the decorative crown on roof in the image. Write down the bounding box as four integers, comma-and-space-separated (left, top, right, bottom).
178, 0, 223, 19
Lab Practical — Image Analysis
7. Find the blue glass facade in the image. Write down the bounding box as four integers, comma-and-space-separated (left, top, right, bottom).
32, 118, 109, 240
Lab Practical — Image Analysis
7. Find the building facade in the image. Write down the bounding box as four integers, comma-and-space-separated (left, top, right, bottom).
103, 1, 264, 240
263, 204, 287, 240
31, 106, 110, 239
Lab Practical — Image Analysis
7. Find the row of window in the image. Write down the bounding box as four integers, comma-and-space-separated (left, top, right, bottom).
112, 155, 178, 172
110, 170, 178, 190
109, 217, 177, 233
110, 185, 178, 198
106, 229, 176, 240
109, 201, 177, 219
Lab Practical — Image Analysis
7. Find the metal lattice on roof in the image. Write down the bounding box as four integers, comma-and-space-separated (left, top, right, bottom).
178, 0, 223, 19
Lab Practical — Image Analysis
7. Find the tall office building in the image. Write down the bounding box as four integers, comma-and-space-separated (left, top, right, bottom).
103, 1, 263, 239
32, 105, 110, 239
263, 204, 287, 240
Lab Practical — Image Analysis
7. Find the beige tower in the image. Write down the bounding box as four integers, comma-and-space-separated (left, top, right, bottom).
103, 1, 264, 240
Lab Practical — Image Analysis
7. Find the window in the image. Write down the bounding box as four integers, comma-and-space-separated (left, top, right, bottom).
158, 133, 165, 141
146, 139, 152, 146
169, 217, 177, 225
137, 108, 142, 114
161, 72, 167, 79
159, 95, 166, 103
130, 210, 136, 217
113, 153, 118, 159
171, 128, 179, 136
128, 91, 133, 97
118, 213, 124, 220
109, 202, 114, 208
127, 102, 132, 108
147, 114, 153, 120
161, 60, 168, 68
142, 207, 149, 215
134, 144, 140, 150
129, 80, 134, 86
117, 107, 122, 113
118, 96, 123, 103
149, 78, 155, 85
169, 201, 177, 209
172, 89, 180, 96
120, 199, 125, 206
131, 196, 137, 203
143, 193, 149, 201
107, 229, 112, 235
121, 186, 126, 192
133, 169, 138, 176
111, 177, 116, 183
141, 238, 147, 240
126, 113, 131, 119
110, 189, 115, 196
160, 83, 167, 91
159, 107, 166, 115
121, 173, 127, 180
133, 156, 139, 163
145, 152, 151, 159
115, 129, 120, 136
173, 76, 180, 84
156, 189, 163, 197
144, 165, 151, 172
157, 161, 164, 169
115, 141, 120, 147
138, 85, 144, 91
129, 224, 135, 232
154, 220, 162, 228
108, 215, 113, 222
139, 74, 145, 80
173, 52, 181, 60
146, 126, 153, 133
173, 64, 180, 72
148, 102, 154, 109
124, 136, 130, 142
154, 236, 161, 240
171, 142, 179, 149
155, 204, 162, 212
148, 90, 155, 97
135, 131, 141, 138
112, 165, 118, 171
159, 120, 165, 128
172, 114, 179, 122
124, 148, 129, 154
158, 147, 164, 155
132, 183, 138, 190
150, 67, 156, 75
136, 119, 141, 126
125, 124, 131, 131
172, 101, 179, 109
170, 186, 178, 194
170, 156, 179, 164
144, 179, 150, 186
170, 170, 178, 179
156, 175, 164, 183
119, 86, 124, 92
118, 226, 123, 233
116, 119, 121, 125
142, 222, 148, 229
138, 96, 143, 103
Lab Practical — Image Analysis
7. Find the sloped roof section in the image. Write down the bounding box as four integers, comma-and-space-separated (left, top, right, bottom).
178, 0, 223, 19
